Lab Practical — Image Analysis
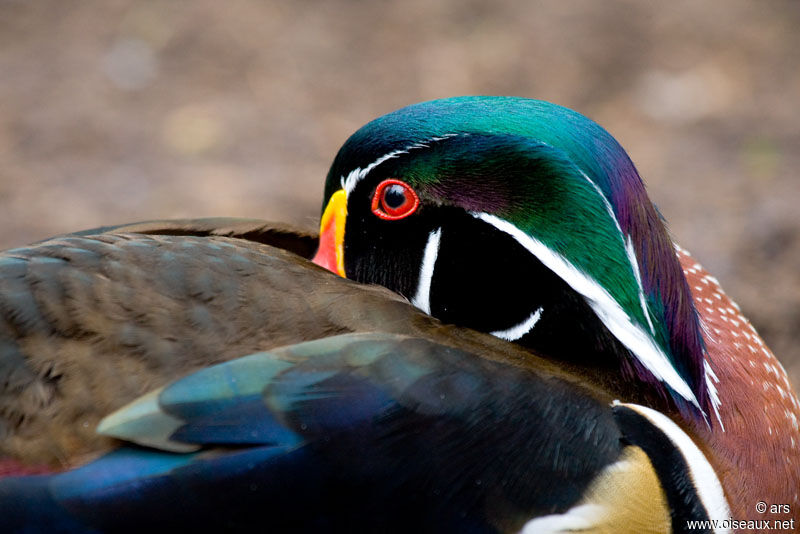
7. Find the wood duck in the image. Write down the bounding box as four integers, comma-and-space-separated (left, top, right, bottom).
0, 97, 797, 533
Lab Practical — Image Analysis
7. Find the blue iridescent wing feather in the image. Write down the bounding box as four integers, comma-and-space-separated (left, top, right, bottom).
0, 333, 623, 533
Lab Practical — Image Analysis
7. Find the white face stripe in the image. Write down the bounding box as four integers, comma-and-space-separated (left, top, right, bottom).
472, 211, 701, 412
410, 228, 442, 315
340, 134, 458, 196
491, 307, 543, 342
613, 401, 732, 530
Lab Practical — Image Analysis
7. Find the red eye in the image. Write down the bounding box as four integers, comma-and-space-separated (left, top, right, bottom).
371, 179, 420, 220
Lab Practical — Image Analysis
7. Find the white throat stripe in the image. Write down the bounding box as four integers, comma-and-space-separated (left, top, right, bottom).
491, 307, 543, 341
411, 228, 442, 315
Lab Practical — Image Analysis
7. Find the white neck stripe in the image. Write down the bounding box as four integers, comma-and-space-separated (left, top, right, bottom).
613, 402, 731, 529
704, 361, 724, 429
579, 175, 722, 421
491, 307, 543, 341
626, 236, 657, 335
410, 228, 442, 315
471, 211, 700, 411
578, 169, 657, 338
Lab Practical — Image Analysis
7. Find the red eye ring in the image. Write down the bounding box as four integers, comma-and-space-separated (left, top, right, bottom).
371, 179, 420, 220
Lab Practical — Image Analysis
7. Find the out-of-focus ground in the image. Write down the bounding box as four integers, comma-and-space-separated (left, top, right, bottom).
1, 1, 798, 388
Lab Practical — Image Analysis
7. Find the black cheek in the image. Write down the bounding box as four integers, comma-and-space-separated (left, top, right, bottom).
429, 216, 544, 333
344, 211, 433, 300
429, 215, 626, 368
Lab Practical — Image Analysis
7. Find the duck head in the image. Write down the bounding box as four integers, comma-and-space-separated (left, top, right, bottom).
313, 96, 713, 421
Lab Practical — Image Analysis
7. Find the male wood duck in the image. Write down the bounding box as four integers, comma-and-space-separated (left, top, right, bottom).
0, 97, 797, 533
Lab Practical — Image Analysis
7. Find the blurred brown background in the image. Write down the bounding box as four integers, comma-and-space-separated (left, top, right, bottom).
1, 1, 798, 387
